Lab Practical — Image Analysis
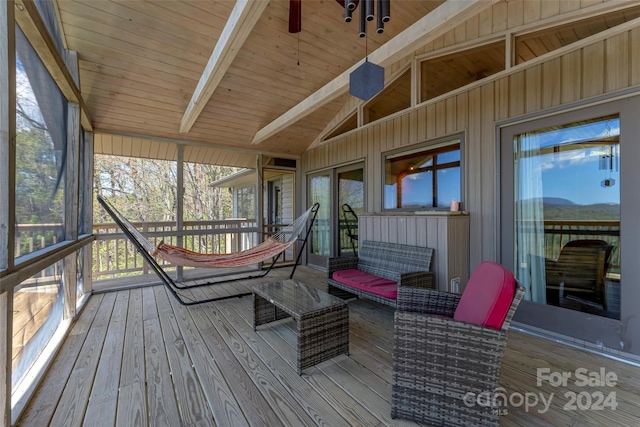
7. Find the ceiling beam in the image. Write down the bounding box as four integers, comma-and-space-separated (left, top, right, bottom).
251, 0, 499, 145
14, 0, 92, 131
180, 0, 270, 134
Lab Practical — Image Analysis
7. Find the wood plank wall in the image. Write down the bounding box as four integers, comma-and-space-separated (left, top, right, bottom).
417, 0, 611, 55
359, 214, 470, 291
301, 10, 640, 271
94, 133, 256, 169
316, 0, 621, 143
281, 173, 294, 224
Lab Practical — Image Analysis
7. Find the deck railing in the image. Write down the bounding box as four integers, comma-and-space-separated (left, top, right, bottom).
15, 223, 64, 256
14, 224, 65, 280
542, 220, 620, 273
92, 219, 264, 280
16, 219, 621, 281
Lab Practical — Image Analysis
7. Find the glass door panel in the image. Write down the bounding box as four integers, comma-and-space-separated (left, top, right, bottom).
308, 173, 330, 267
263, 169, 295, 263
338, 167, 364, 257
513, 115, 620, 319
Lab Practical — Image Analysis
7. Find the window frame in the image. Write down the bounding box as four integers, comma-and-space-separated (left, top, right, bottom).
381, 134, 464, 212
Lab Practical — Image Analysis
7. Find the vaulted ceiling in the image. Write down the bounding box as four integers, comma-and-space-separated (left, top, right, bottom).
57, 0, 448, 156
44, 0, 640, 162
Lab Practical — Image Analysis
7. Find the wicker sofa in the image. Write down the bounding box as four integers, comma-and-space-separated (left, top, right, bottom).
326, 240, 434, 308
391, 261, 526, 426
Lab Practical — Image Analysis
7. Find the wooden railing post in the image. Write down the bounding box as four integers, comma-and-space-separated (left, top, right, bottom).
1, 3, 15, 421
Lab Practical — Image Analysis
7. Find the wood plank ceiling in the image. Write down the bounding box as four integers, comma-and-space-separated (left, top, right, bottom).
57, 0, 445, 156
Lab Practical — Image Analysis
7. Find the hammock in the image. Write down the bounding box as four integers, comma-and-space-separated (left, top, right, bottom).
97, 195, 319, 305
153, 207, 314, 268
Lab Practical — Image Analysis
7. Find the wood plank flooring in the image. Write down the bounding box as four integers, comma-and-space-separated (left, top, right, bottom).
17, 267, 640, 426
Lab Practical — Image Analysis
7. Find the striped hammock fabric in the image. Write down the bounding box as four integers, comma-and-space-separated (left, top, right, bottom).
153, 237, 295, 268
99, 195, 315, 269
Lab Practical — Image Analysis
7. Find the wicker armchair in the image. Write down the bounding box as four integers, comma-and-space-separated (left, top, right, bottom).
391, 261, 526, 426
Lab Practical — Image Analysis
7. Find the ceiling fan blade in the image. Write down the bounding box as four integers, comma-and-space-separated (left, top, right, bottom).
289, 0, 301, 33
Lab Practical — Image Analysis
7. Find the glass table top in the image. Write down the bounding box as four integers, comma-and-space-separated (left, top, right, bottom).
253, 279, 346, 316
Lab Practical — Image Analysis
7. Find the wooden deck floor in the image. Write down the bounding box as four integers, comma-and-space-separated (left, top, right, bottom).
16, 267, 640, 427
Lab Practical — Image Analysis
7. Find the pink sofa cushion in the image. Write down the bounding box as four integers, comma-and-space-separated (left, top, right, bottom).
453, 261, 515, 329
332, 269, 398, 299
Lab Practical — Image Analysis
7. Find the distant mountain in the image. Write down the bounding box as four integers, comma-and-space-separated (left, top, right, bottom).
542, 197, 576, 206
516, 198, 619, 220
519, 197, 576, 206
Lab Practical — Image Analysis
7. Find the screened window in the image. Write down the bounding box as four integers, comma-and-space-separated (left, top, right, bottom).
384, 139, 461, 210
236, 186, 256, 219
78, 130, 88, 235
182, 162, 239, 221
12, 260, 64, 395
15, 27, 68, 259
33, 0, 66, 56
94, 155, 178, 223
76, 247, 85, 306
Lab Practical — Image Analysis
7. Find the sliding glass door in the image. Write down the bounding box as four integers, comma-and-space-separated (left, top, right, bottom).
500, 96, 640, 355
307, 172, 330, 268
307, 163, 365, 268
511, 116, 620, 318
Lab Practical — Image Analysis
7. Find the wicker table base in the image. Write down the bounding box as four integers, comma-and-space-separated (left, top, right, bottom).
253, 279, 349, 375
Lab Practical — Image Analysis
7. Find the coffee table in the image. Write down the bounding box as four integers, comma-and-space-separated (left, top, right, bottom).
253, 279, 349, 374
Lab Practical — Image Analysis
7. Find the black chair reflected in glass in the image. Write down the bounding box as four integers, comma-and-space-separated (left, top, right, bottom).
545, 239, 614, 310
341, 203, 358, 257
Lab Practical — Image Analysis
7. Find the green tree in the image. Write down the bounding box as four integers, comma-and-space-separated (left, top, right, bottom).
15, 127, 65, 255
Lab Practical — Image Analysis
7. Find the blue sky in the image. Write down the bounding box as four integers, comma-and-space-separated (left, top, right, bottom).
384, 168, 460, 209
534, 118, 620, 206
540, 151, 620, 205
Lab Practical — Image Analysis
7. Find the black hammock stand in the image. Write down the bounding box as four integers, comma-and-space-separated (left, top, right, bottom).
97, 195, 319, 306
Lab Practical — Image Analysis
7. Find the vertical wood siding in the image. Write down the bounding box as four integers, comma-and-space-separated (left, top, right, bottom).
94, 134, 257, 169
302, 24, 640, 271
417, 0, 607, 55
359, 214, 470, 291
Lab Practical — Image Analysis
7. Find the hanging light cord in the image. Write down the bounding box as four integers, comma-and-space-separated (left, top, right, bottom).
365, 31, 368, 61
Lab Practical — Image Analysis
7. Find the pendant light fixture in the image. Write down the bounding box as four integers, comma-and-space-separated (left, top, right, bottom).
346, 0, 389, 100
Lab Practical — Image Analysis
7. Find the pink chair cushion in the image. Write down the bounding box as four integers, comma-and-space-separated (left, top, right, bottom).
332, 269, 398, 299
453, 261, 515, 329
